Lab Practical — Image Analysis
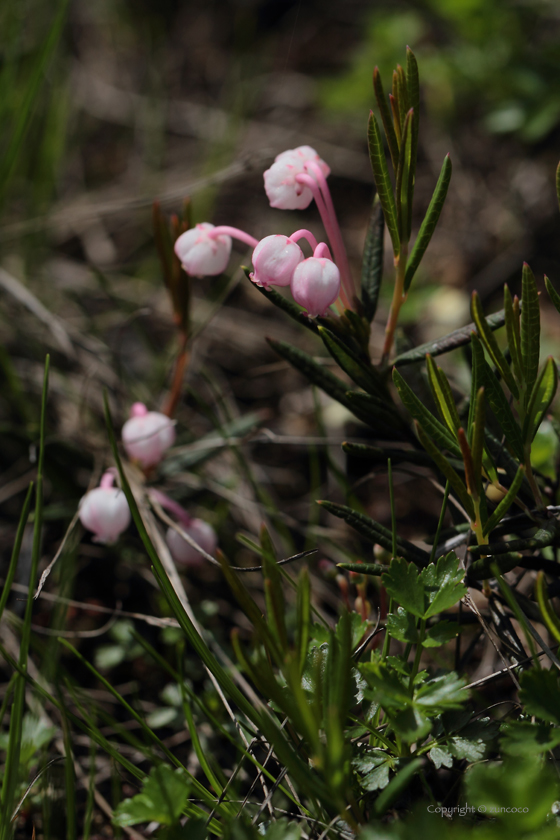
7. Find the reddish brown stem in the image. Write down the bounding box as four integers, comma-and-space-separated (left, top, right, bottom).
163, 332, 189, 418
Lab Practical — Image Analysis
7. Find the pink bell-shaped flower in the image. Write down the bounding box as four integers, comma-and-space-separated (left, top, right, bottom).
264, 146, 330, 211
166, 519, 217, 567
122, 403, 175, 469
174, 222, 232, 276
291, 256, 341, 317
250, 234, 304, 287
79, 471, 131, 544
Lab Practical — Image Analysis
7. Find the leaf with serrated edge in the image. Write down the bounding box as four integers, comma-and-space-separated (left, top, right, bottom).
367, 111, 400, 256
471, 291, 519, 399
386, 606, 419, 643
383, 557, 426, 618
422, 552, 467, 618
423, 621, 461, 647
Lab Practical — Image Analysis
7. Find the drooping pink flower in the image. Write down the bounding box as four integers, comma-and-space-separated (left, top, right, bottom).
264, 146, 330, 211
122, 403, 175, 468
290, 256, 341, 317
166, 519, 217, 567
250, 234, 304, 287
79, 471, 130, 544
174, 223, 232, 276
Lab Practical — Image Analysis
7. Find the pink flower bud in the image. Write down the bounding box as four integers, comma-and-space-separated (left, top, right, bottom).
290, 257, 340, 317
174, 223, 232, 276
122, 405, 175, 468
166, 519, 217, 567
264, 146, 330, 211
79, 472, 130, 544
250, 235, 304, 287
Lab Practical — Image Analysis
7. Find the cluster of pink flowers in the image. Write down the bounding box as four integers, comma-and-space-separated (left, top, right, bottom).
174, 146, 357, 317
77, 403, 216, 566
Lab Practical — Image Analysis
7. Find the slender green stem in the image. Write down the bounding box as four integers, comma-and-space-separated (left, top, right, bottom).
429, 482, 450, 565
382, 243, 408, 364
409, 618, 426, 692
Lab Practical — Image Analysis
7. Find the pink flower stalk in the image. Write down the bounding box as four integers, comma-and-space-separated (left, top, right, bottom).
166, 519, 218, 567
250, 234, 304, 287
122, 403, 176, 469
263, 145, 355, 309
79, 471, 131, 544
263, 146, 330, 210
291, 244, 341, 317
174, 224, 258, 277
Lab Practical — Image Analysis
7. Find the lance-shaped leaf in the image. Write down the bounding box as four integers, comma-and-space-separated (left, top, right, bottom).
260, 525, 288, 652
393, 307, 506, 367
361, 198, 384, 322
535, 571, 560, 644
425, 354, 461, 435
342, 442, 465, 471
336, 561, 385, 576
396, 109, 414, 244
483, 465, 526, 536
406, 47, 420, 176
317, 500, 430, 567
523, 356, 558, 443
395, 64, 410, 128
471, 291, 519, 400
470, 333, 524, 461
317, 326, 386, 397
393, 368, 461, 457
404, 154, 452, 292
470, 520, 560, 556
373, 67, 399, 171
520, 262, 540, 404
458, 428, 477, 501
345, 392, 408, 436
470, 389, 485, 497
249, 274, 319, 335
415, 422, 475, 520
367, 110, 400, 257
545, 274, 560, 317
504, 284, 523, 385
468, 552, 521, 581
266, 338, 370, 425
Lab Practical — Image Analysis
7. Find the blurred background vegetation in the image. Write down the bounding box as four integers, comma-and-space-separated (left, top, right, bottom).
2, 0, 560, 834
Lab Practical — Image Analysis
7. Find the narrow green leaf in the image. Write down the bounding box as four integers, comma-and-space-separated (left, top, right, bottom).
361, 197, 384, 322
520, 262, 541, 403
406, 46, 420, 181
296, 567, 311, 675
545, 274, 560, 317
373, 67, 399, 171
470, 333, 524, 461
484, 429, 533, 504
367, 110, 400, 256
535, 571, 560, 644
396, 109, 414, 243
317, 325, 386, 397
336, 562, 385, 576
395, 64, 410, 129
393, 307, 506, 366
318, 500, 430, 566
471, 292, 519, 399
260, 525, 288, 652
425, 354, 461, 435
0, 482, 33, 625
504, 284, 523, 385
468, 553, 521, 580
404, 154, 452, 292
483, 465, 526, 536
415, 422, 475, 520
471, 388, 485, 496
247, 272, 319, 335
393, 368, 462, 457
470, 520, 560, 556
523, 356, 558, 442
